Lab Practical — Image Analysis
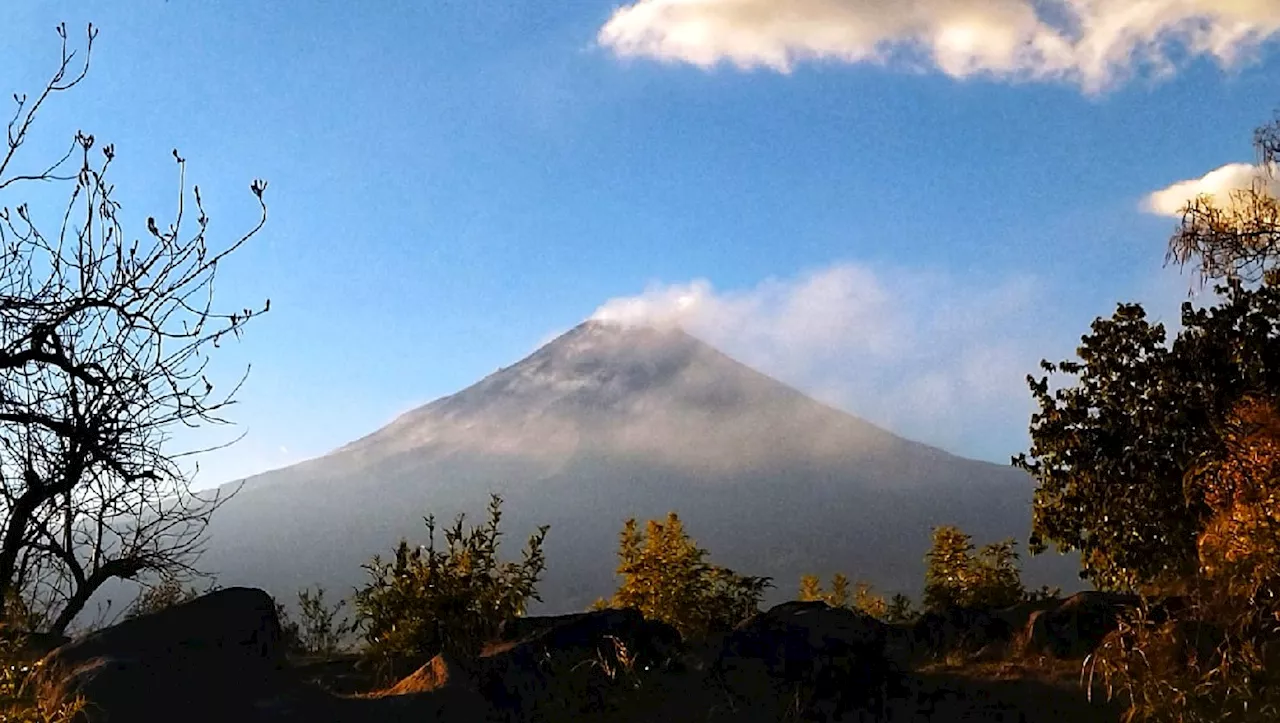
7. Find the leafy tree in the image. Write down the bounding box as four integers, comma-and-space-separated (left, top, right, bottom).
923, 526, 977, 611
609, 512, 771, 638
971, 540, 1025, 609
353, 494, 547, 664
1095, 395, 1280, 722
1017, 114, 1280, 591
0, 24, 268, 634
923, 526, 1024, 611
1015, 283, 1280, 590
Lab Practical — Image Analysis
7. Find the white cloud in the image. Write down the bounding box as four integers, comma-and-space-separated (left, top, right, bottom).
598, 0, 1280, 93
592, 263, 1056, 459
1144, 162, 1280, 217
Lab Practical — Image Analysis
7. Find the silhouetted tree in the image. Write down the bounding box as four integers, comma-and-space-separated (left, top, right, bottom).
1018, 114, 1280, 592
884, 593, 917, 624
1167, 114, 1280, 285
0, 24, 268, 634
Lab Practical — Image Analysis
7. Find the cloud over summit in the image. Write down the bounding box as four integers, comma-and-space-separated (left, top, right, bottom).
598, 0, 1280, 93
591, 263, 1052, 459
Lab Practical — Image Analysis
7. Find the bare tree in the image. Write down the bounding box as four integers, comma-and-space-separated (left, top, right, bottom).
1167, 113, 1280, 285
0, 23, 268, 633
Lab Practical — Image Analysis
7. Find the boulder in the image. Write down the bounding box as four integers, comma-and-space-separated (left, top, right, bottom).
38, 587, 287, 722
712, 601, 892, 721
380, 652, 469, 696
1018, 591, 1139, 659
475, 607, 681, 721
910, 606, 1014, 657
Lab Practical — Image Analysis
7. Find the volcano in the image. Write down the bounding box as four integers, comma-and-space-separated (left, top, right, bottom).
199, 321, 1077, 611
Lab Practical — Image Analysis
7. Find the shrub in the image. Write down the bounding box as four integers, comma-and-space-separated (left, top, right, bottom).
125, 578, 216, 619
609, 513, 771, 638
277, 585, 353, 657
923, 526, 1024, 611
353, 494, 548, 664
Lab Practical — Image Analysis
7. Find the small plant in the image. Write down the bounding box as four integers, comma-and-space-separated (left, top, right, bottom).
287, 586, 354, 656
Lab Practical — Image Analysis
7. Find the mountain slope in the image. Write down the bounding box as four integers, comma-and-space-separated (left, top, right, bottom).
200, 321, 1078, 611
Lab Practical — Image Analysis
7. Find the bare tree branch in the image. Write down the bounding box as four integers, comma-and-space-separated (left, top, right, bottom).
0, 24, 269, 634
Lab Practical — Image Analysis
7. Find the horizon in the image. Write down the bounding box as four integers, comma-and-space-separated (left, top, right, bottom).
3, 2, 1278, 489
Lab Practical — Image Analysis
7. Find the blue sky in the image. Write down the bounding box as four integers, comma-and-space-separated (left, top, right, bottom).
2, 1, 1279, 486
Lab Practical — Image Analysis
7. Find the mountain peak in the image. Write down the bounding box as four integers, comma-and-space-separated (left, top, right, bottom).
330, 314, 915, 472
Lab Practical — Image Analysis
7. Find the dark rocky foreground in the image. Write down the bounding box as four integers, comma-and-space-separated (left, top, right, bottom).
34, 587, 1133, 722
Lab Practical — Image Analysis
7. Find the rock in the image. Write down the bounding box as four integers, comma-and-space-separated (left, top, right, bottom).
911, 606, 1014, 657
380, 652, 469, 696
1018, 591, 1139, 659
712, 601, 892, 721
38, 587, 287, 722
476, 607, 682, 721
992, 597, 1062, 634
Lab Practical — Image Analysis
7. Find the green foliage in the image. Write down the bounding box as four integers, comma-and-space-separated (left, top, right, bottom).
923, 526, 1024, 611
353, 494, 548, 664
277, 586, 353, 657
1015, 281, 1280, 590
610, 513, 771, 638
1092, 396, 1280, 722
1029, 115, 1280, 721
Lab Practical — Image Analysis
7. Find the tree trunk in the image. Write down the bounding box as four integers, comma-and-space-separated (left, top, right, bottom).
0, 492, 40, 626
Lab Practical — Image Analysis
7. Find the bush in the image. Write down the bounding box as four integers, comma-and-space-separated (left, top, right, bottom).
277, 585, 353, 657
923, 526, 1024, 611
353, 494, 548, 664
125, 578, 216, 619
608, 513, 771, 638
